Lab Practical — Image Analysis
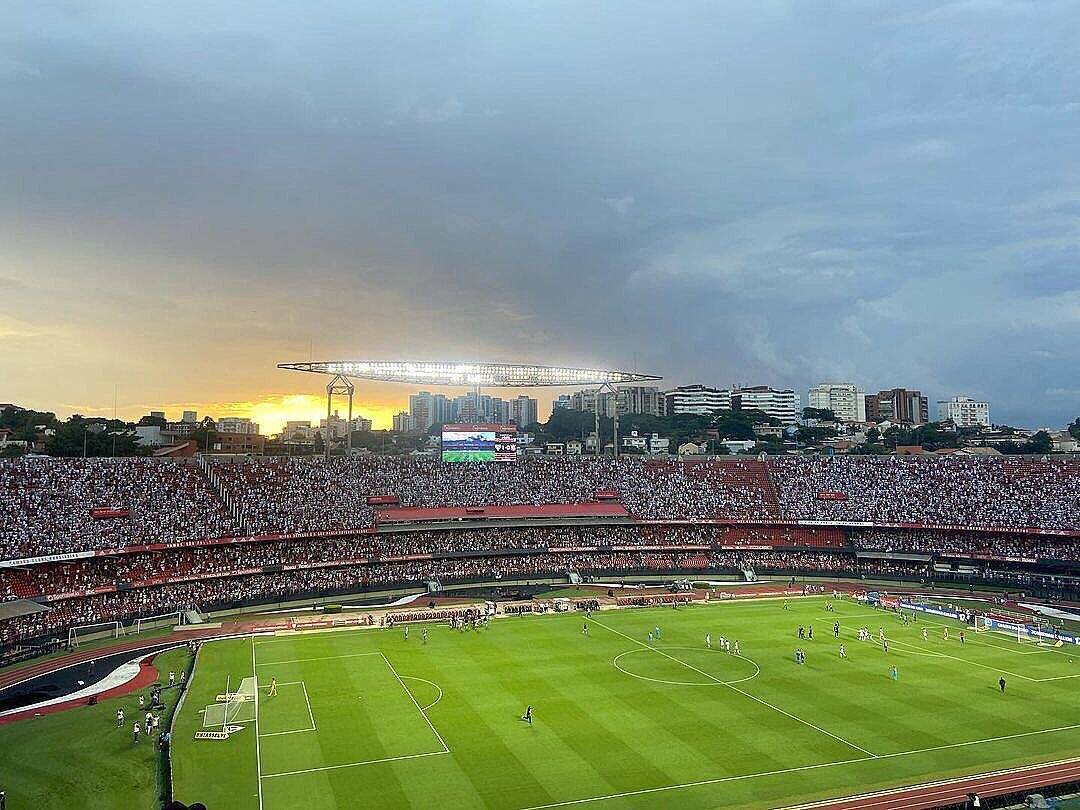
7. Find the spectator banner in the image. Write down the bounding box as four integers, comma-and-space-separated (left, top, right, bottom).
0, 551, 95, 568
90, 507, 131, 519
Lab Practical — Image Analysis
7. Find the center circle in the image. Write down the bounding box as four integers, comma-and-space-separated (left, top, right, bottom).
613, 646, 760, 687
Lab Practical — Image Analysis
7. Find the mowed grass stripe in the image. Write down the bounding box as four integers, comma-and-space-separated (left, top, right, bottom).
587, 615, 878, 757
167, 598, 1080, 810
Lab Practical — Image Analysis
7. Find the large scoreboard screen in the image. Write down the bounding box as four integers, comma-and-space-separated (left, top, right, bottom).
441, 423, 517, 462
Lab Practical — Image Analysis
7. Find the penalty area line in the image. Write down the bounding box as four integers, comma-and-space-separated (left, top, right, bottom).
261, 749, 450, 779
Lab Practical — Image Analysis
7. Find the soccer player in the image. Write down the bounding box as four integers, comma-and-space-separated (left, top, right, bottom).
133, 721, 140, 744
833, 621, 840, 638
922, 628, 929, 642
839, 643, 846, 659
522, 705, 533, 726
890, 666, 898, 681
583, 622, 589, 636
808, 626, 814, 640
999, 676, 1006, 693
733, 640, 740, 655
883, 639, 889, 654
404, 626, 409, 640
422, 628, 429, 644
959, 630, 966, 645
269, 677, 278, 698
647, 631, 654, 643
138, 695, 145, 710
705, 632, 711, 649
783, 600, 789, 611
943, 627, 950, 641
169, 671, 175, 686
654, 625, 661, 639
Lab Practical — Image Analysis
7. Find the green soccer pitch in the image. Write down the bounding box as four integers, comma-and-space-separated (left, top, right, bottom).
441, 450, 496, 462
170, 597, 1080, 809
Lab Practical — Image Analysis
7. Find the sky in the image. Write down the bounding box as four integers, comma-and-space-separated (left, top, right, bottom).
2, 1, 1079, 433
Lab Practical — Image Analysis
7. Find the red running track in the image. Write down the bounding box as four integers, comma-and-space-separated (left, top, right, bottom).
799, 757, 1080, 809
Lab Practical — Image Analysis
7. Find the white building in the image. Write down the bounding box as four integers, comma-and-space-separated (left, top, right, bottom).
938, 395, 991, 428
217, 417, 260, 435
283, 420, 316, 442
808, 382, 866, 423
731, 386, 800, 424
552, 394, 572, 412
663, 384, 730, 415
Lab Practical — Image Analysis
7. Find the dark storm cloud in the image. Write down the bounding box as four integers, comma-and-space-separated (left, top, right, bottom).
2, 1, 1079, 426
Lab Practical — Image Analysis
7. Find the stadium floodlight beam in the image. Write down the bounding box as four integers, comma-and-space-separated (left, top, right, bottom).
278, 361, 663, 458
277, 361, 661, 388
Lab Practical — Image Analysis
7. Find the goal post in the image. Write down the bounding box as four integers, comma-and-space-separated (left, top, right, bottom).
131, 611, 184, 635
67, 621, 124, 648
978, 615, 1040, 644
201, 676, 257, 732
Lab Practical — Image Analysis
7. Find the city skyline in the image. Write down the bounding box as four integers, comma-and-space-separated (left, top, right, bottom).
4, 3, 1079, 431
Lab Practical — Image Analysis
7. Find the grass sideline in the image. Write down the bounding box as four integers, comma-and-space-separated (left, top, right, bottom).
169, 597, 1080, 809
0, 647, 190, 810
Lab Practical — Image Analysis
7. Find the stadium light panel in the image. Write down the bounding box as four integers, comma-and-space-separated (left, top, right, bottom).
277, 361, 661, 387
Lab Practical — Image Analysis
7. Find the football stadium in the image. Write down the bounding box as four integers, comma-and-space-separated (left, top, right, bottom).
2, 453, 1080, 809
7, 4, 1080, 809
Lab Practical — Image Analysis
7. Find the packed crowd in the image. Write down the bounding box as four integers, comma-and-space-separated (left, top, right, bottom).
209, 456, 776, 534
852, 529, 1080, 561
2, 455, 1078, 565
0, 526, 738, 602
0, 458, 239, 560
0, 547, 941, 645
772, 455, 1080, 531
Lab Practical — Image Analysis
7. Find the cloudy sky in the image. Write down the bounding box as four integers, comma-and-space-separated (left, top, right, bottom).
2, 1, 1079, 431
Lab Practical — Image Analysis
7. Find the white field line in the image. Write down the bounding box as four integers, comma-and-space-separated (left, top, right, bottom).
252, 637, 264, 810
782, 756, 1080, 810
520, 723, 1080, 810
400, 675, 444, 711
920, 619, 1061, 657
588, 618, 876, 757
301, 681, 317, 731
381, 653, 450, 753
833, 626, 1036, 686
258, 681, 318, 737
261, 749, 450, 779
260, 727, 317, 738
255, 652, 382, 666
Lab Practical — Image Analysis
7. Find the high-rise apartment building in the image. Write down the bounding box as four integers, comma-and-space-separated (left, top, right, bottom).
511, 395, 539, 427
663, 385, 731, 415
938, 395, 991, 427
866, 388, 929, 425
807, 382, 866, 422
731, 386, 800, 424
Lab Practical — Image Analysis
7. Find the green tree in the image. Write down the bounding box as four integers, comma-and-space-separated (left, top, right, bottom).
1069, 418, 1080, 441
1025, 430, 1053, 454
1, 406, 59, 443
802, 407, 836, 421
45, 415, 148, 457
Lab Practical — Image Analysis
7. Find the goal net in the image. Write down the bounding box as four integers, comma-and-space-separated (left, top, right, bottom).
68, 621, 124, 648
131, 611, 184, 635
977, 616, 1051, 645
202, 676, 257, 729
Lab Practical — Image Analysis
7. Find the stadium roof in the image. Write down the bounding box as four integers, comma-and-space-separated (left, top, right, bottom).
277, 361, 661, 387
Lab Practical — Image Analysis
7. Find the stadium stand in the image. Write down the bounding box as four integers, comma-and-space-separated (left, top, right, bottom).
1, 455, 1078, 647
